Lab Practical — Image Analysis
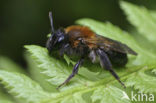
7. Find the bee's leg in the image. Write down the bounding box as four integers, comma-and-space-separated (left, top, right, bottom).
96, 49, 126, 88
57, 58, 84, 89
59, 43, 70, 56
89, 50, 97, 63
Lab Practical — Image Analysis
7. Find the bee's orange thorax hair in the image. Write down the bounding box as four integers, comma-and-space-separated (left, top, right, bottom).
64, 25, 97, 49
65, 25, 95, 38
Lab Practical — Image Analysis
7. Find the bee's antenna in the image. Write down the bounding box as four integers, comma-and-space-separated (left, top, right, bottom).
49, 11, 55, 33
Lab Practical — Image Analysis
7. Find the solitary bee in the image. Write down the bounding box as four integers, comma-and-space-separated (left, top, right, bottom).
46, 12, 137, 89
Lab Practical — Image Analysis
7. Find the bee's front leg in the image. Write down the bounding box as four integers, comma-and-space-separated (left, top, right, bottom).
57, 57, 84, 89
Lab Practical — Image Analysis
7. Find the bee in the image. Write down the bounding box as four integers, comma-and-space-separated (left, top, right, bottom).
46, 12, 137, 89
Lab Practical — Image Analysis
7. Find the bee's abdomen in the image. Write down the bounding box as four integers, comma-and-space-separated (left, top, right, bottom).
106, 51, 128, 67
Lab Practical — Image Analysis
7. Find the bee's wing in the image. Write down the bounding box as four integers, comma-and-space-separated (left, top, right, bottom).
85, 35, 137, 55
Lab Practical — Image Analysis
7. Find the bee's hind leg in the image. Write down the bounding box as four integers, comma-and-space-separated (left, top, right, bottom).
57, 57, 84, 89
96, 49, 126, 88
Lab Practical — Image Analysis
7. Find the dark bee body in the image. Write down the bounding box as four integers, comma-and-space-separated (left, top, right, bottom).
46, 12, 137, 89
64, 25, 133, 66
106, 51, 128, 67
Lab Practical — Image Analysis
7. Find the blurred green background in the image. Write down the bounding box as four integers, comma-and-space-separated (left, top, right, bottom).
0, 0, 156, 67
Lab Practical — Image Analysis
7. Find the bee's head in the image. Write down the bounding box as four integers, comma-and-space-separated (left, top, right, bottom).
46, 12, 65, 53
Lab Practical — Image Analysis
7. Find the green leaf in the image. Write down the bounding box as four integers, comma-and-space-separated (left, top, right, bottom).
0, 70, 50, 103
0, 87, 14, 103
120, 1, 156, 44
152, 69, 156, 75
24, 45, 69, 86
91, 86, 130, 103
25, 53, 57, 92
0, 100, 13, 103
59, 92, 87, 103
0, 56, 26, 74
125, 66, 156, 93
150, 10, 156, 20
